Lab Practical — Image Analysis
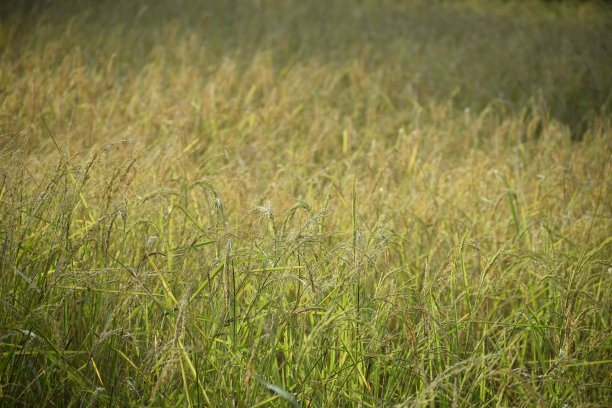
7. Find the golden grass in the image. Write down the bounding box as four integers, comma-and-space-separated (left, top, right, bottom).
0, 0, 611, 406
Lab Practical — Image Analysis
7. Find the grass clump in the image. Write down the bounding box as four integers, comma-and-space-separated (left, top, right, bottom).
1, 0, 611, 406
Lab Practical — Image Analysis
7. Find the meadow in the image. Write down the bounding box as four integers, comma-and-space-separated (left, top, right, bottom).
0, 0, 611, 406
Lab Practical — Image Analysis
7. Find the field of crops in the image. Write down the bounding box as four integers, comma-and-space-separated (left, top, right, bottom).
1, 0, 611, 406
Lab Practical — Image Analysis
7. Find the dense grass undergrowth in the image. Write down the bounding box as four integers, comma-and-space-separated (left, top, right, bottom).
1, 0, 611, 406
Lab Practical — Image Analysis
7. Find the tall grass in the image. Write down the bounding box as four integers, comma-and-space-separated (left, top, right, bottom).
1, 0, 611, 406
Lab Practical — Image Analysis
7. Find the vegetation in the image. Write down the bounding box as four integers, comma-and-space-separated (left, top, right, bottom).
1, 0, 610, 406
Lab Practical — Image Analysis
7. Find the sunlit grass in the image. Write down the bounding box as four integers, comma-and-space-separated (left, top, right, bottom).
1, 0, 611, 406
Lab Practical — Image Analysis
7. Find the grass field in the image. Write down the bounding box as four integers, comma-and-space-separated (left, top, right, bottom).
1, 0, 611, 406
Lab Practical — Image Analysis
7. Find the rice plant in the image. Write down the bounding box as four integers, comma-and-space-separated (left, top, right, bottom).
1, 0, 610, 406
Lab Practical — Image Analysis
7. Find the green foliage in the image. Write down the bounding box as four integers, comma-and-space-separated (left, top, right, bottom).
0, 1, 610, 406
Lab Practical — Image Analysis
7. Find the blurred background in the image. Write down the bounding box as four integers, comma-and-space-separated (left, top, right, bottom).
2, 0, 611, 140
